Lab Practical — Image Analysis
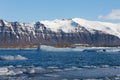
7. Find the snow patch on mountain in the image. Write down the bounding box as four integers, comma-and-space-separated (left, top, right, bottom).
0, 18, 120, 39
72, 18, 120, 38
40, 19, 78, 33
40, 18, 120, 38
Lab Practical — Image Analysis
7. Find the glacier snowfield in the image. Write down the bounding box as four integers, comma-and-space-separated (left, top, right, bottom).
0, 47, 120, 80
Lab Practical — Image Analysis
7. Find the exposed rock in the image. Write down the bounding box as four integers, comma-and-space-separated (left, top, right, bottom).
0, 18, 120, 47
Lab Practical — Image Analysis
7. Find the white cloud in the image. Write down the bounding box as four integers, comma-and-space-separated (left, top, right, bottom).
98, 9, 120, 20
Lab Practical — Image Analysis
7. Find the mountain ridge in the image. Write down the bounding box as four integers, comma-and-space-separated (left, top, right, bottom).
0, 18, 120, 47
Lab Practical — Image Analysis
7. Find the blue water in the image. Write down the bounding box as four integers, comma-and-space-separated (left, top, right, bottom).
0, 50, 120, 68
0, 50, 120, 80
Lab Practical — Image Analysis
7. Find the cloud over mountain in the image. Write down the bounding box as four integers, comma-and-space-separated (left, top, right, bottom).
98, 9, 120, 20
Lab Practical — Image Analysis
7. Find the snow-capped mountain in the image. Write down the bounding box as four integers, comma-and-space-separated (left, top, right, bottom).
0, 18, 120, 47
40, 18, 120, 38
73, 18, 120, 38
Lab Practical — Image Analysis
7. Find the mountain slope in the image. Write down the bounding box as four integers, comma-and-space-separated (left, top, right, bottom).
72, 18, 120, 38
0, 18, 120, 47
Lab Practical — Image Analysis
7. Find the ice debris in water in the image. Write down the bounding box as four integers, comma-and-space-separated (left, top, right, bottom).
40, 45, 120, 52
0, 66, 120, 80
0, 55, 28, 60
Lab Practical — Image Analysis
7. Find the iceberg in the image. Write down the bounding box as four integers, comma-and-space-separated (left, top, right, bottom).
0, 55, 28, 60
0, 68, 9, 75
40, 45, 72, 52
39, 45, 120, 52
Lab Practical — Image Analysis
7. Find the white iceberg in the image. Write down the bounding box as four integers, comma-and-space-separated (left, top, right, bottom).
0, 67, 8, 75
0, 55, 28, 60
40, 45, 72, 52
39, 45, 120, 52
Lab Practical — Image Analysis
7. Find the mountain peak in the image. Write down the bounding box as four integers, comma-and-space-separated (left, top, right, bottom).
0, 18, 120, 38
0, 18, 120, 47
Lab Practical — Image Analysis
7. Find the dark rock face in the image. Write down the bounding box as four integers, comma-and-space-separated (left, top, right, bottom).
0, 20, 120, 47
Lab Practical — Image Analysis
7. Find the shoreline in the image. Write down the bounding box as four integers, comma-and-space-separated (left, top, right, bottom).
0, 44, 120, 49
0, 45, 119, 49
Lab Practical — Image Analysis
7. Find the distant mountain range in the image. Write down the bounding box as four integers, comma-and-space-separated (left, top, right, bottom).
0, 18, 120, 47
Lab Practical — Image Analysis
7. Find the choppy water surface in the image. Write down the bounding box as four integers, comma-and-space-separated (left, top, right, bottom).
0, 49, 120, 80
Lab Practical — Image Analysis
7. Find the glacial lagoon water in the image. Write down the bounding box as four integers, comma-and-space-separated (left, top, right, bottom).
0, 48, 120, 80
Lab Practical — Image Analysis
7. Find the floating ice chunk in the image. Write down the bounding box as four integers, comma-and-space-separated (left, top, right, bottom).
0, 55, 28, 60
0, 67, 8, 75
40, 45, 120, 52
44, 74, 60, 77
105, 47, 120, 52
40, 45, 70, 52
0, 68, 8, 73
40, 45, 85, 52
0, 68, 8, 76
25, 68, 35, 74
7, 70, 23, 75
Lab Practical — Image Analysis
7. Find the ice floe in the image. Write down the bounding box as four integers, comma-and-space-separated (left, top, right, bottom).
0, 66, 119, 78
40, 45, 120, 52
0, 55, 28, 60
